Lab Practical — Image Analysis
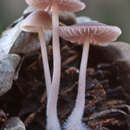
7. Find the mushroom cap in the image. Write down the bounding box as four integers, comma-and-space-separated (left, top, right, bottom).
26, 0, 85, 12
58, 22, 122, 44
55, 0, 85, 12
20, 10, 51, 32
25, 0, 50, 10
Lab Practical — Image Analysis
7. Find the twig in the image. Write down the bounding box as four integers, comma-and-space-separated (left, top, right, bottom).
62, 54, 79, 67
60, 82, 77, 96
83, 109, 127, 121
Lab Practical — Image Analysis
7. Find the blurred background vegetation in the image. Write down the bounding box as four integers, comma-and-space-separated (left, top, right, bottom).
0, 0, 130, 42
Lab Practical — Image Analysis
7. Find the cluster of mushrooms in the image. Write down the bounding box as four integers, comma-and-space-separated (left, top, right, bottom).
20, 0, 122, 130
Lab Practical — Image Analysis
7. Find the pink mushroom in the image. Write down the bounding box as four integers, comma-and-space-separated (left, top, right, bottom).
58, 22, 122, 130
25, 0, 50, 10
20, 10, 52, 97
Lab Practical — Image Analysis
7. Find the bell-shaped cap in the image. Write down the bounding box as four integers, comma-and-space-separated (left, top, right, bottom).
26, 0, 85, 12
58, 22, 122, 44
55, 0, 85, 12
25, 0, 50, 10
20, 10, 51, 32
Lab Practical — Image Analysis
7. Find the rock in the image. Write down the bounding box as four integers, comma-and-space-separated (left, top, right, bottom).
0, 23, 22, 56
10, 31, 52, 55
1, 117, 25, 130
0, 54, 20, 96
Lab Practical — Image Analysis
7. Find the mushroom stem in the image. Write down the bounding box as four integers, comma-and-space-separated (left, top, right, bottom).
46, 3, 61, 130
65, 39, 90, 129
38, 27, 51, 96
75, 39, 90, 118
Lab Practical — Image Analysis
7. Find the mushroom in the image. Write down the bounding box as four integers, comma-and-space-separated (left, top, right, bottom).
58, 22, 122, 130
20, 10, 52, 97
25, 0, 50, 10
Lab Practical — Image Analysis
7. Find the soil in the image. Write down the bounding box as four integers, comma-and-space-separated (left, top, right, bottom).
0, 38, 130, 130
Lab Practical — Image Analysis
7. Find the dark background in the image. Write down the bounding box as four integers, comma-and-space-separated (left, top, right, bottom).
0, 0, 129, 42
